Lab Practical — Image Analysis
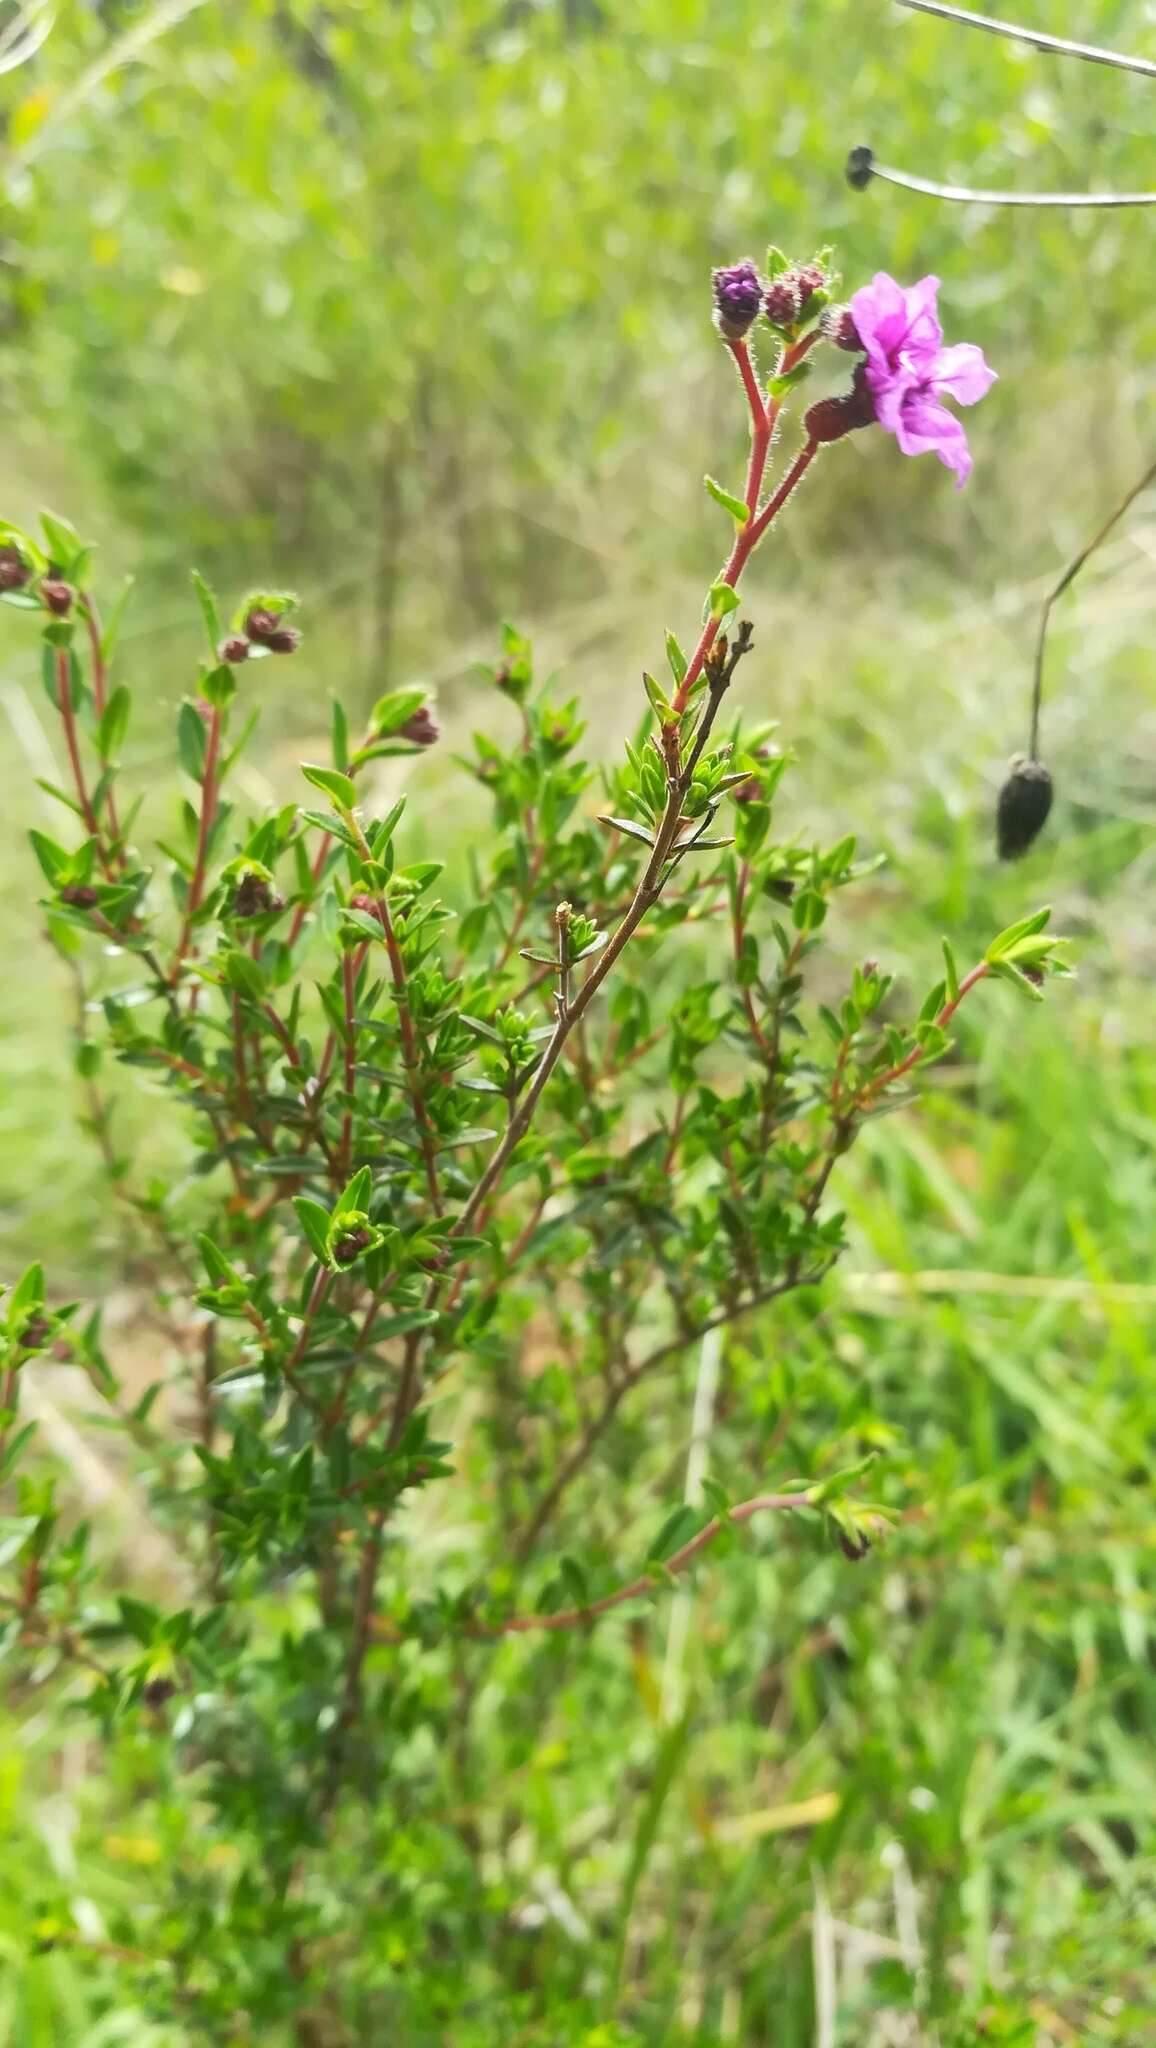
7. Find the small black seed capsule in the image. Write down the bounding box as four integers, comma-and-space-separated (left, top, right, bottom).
846, 145, 875, 191
996, 755, 1054, 861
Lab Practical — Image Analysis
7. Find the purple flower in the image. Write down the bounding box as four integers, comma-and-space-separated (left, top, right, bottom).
849, 272, 996, 487
712, 260, 763, 341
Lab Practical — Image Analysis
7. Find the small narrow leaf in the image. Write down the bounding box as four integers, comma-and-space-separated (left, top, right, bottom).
704, 475, 750, 525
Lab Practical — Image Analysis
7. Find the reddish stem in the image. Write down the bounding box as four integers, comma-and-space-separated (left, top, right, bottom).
860, 961, 991, 1105
456, 1490, 813, 1638
55, 648, 115, 879
668, 336, 818, 722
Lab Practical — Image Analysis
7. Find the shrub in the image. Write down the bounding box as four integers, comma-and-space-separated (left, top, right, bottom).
0, 248, 1064, 2040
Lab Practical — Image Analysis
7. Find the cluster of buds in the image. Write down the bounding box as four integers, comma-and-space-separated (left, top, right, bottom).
712, 253, 834, 344
220, 598, 301, 664
365, 685, 440, 751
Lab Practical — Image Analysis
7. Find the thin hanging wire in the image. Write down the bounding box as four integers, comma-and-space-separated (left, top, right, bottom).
1028, 458, 1156, 759
848, 2, 1156, 208
896, 0, 1156, 81
847, 147, 1156, 208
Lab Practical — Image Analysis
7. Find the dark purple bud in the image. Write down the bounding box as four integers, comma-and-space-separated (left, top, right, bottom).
732, 774, 763, 805
41, 579, 74, 617
793, 262, 827, 316
0, 544, 31, 591
712, 260, 764, 341
219, 634, 251, 664
231, 871, 275, 918
996, 755, 1053, 861
821, 305, 863, 353
59, 884, 99, 909
803, 363, 877, 445
19, 1316, 50, 1350
142, 1677, 177, 1709
399, 705, 440, 747
763, 277, 802, 328
332, 1226, 375, 1266
245, 607, 300, 653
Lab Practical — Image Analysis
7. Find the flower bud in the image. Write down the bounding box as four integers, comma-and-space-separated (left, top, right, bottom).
821, 305, 863, 353
996, 755, 1053, 861
712, 260, 764, 341
41, 579, 74, 617
219, 634, 251, 664
245, 607, 300, 654
792, 262, 827, 316
231, 871, 276, 918
332, 1224, 375, 1267
803, 363, 877, 445
399, 705, 440, 747
59, 884, 99, 909
763, 277, 801, 328
0, 544, 31, 591
19, 1316, 50, 1351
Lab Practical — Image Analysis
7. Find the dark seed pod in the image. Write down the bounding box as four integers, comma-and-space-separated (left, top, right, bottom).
996, 754, 1053, 861
219, 634, 251, 664
41, 578, 74, 617
845, 144, 875, 191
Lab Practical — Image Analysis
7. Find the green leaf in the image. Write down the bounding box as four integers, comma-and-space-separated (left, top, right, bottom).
367, 686, 426, 738
190, 569, 222, 655
177, 701, 208, 782
99, 576, 134, 662
28, 830, 69, 886
704, 475, 750, 525
330, 696, 350, 773
704, 582, 740, 624
941, 938, 961, 1005
664, 630, 687, 687
302, 763, 357, 811
767, 361, 813, 399
648, 1502, 700, 1564
97, 686, 131, 762
986, 907, 1050, 964
200, 663, 236, 711
598, 815, 656, 848
222, 950, 266, 1001
642, 671, 672, 720
334, 1167, 372, 1218
293, 1198, 332, 1266
198, 1236, 235, 1288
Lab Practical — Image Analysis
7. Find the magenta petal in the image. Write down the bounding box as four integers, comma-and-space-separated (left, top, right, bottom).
930, 341, 997, 407
899, 274, 944, 361
895, 392, 972, 485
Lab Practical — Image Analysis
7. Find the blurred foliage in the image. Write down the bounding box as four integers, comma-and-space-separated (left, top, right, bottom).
2, 0, 1155, 639
2, 3, 1156, 2044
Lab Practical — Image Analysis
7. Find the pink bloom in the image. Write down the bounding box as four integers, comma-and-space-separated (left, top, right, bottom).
849, 272, 996, 487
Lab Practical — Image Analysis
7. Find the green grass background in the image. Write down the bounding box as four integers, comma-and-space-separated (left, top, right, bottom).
2, 2, 1156, 2041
